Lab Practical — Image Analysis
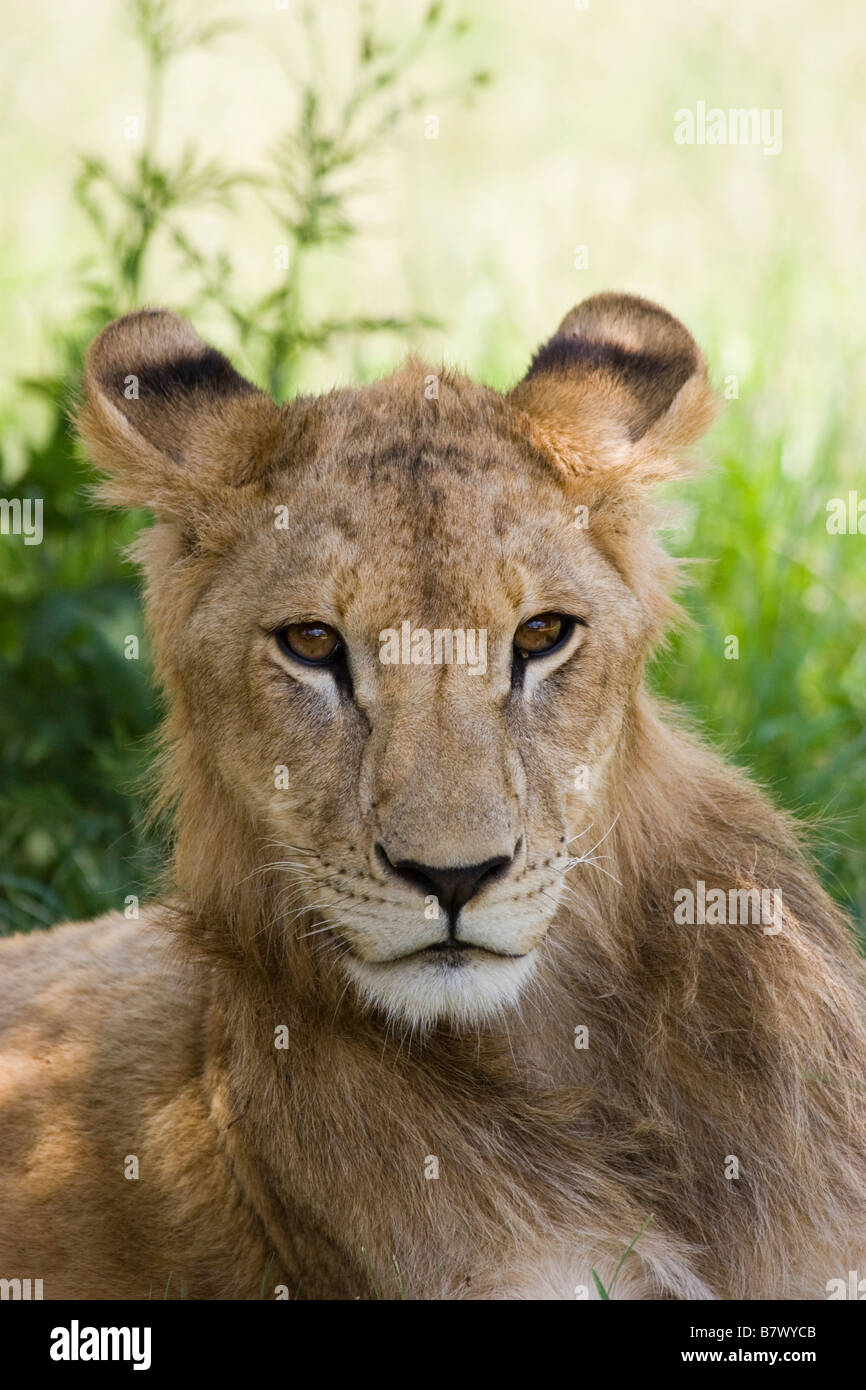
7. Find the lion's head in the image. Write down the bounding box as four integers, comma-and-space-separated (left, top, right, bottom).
78, 294, 718, 1029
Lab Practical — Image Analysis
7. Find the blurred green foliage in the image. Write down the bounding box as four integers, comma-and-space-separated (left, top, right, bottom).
1, 0, 863, 944
653, 400, 866, 934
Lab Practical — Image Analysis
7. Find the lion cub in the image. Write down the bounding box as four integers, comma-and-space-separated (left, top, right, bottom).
1, 294, 865, 1299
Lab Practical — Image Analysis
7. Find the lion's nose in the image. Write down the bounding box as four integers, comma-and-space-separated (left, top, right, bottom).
379, 849, 513, 921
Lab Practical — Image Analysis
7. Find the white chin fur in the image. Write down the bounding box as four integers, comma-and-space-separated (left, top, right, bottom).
343, 949, 537, 1032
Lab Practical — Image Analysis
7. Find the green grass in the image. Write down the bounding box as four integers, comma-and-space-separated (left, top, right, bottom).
592, 1216, 654, 1300
650, 371, 866, 936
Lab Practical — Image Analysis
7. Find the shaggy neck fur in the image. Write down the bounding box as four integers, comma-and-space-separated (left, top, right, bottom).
161, 686, 866, 1300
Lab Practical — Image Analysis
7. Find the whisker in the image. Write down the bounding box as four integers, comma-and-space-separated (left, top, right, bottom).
297, 920, 343, 939
566, 857, 624, 888
261, 838, 319, 859
575, 812, 621, 862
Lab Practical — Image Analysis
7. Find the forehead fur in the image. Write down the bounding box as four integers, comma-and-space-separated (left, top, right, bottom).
203, 363, 593, 641
262, 357, 563, 492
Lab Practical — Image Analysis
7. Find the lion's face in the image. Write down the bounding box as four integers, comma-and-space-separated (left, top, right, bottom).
190, 383, 646, 1027
79, 295, 717, 1029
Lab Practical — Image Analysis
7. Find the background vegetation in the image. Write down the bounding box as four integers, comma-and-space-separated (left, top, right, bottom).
1, 0, 864, 937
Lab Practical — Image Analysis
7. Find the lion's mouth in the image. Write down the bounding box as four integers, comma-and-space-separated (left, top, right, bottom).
420, 940, 527, 963
331, 931, 529, 969
372, 941, 528, 967
419, 941, 471, 967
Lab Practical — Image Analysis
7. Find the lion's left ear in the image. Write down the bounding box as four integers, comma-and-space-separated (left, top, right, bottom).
508, 293, 719, 486
77, 308, 284, 519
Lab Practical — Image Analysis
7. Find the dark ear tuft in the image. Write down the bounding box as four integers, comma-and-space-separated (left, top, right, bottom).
77, 309, 282, 512
118, 346, 256, 407
85, 309, 261, 465
525, 327, 696, 442
509, 292, 718, 473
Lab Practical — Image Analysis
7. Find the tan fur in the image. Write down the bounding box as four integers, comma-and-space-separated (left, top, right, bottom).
1, 294, 865, 1299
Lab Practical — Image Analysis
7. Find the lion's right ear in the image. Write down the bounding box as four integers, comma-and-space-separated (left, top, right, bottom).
508, 293, 719, 490
77, 309, 283, 518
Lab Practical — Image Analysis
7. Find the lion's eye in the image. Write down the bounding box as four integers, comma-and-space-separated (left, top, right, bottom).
276, 622, 343, 666
513, 612, 574, 659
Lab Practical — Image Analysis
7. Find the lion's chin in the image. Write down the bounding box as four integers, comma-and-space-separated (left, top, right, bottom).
342, 947, 538, 1032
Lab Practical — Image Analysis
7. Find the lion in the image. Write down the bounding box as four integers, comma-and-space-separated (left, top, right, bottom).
1, 293, 865, 1300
